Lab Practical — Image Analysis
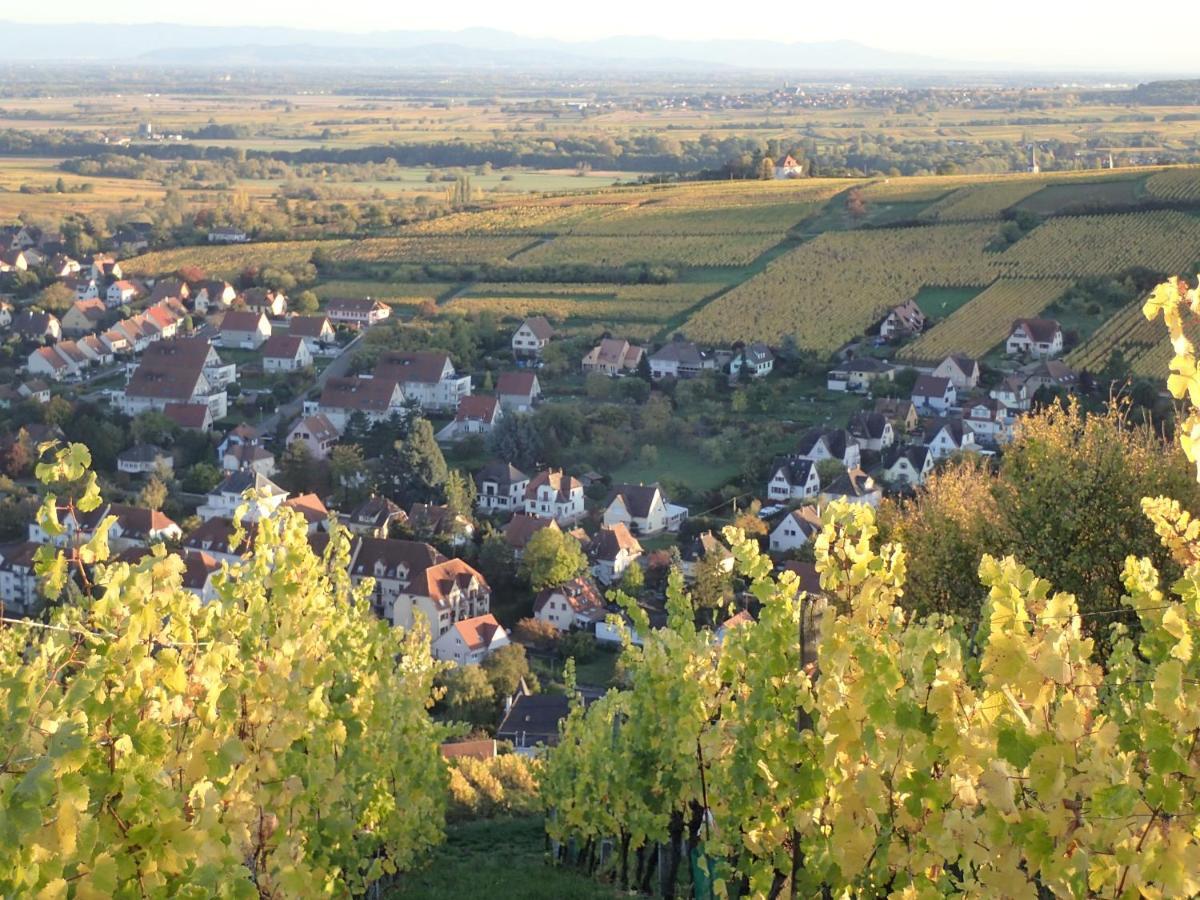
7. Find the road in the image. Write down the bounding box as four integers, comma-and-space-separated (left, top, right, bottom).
256, 332, 364, 434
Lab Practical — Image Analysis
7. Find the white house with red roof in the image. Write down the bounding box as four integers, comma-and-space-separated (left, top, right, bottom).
374, 350, 471, 412
435, 394, 503, 442
511, 316, 554, 358
261, 334, 313, 372
431, 613, 510, 665
326, 297, 391, 328
496, 371, 541, 412
1006, 318, 1063, 359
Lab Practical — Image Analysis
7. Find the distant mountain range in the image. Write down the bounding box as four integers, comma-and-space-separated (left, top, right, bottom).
0, 23, 966, 71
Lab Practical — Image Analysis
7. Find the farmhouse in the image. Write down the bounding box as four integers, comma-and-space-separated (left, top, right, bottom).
475, 460, 530, 514
374, 350, 471, 412
496, 371, 541, 412
878, 299, 926, 341
261, 334, 313, 372
766, 456, 821, 502
219, 310, 272, 349
432, 613, 510, 665
511, 316, 554, 358
582, 338, 643, 375
911, 374, 956, 413
1006, 318, 1064, 359
326, 297, 390, 328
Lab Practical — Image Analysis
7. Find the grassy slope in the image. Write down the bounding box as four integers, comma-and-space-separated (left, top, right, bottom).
388, 816, 620, 900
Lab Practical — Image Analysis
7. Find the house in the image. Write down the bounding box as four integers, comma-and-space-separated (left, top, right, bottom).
589, 523, 643, 585
883, 445, 936, 487
962, 399, 1013, 445
219, 310, 272, 349
93, 503, 183, 550
990, 374, 1031, 412
533, 576, 606, 631
162, 402, 214, 432
116, 443, 173, 476
436, 394, 503, 442
678, 531, 734, 582
182, 517, 252, 565
924, 418, 977, 460
374, 351, 471, 412
196, 470, 288, 523
1006, 318, 1064, 359
819, 468, 882, 508
344, 537, 489, 633
878, 299, 926, 341
77, 335, 113, 366
582, 338, 643, 376
524, 469, 585, 525
177, 550, 222, 603
826, 358, 894, 393
148, 278, 188, 305
767, 456, 821, 502
497, 690, 572, 754
26, 346, 75, 381
217, 422, 259, 459
143, 303, 183, 341
241, 288, 287, 319
503, 512, 560, 558
0, 541, 45, 616
315, 376, 407, 431
343, 495, 407, 538
88, 253, 121, 281
511, 316, 554, 358
65, 276, 100, 301
111, 222, 153, 254
326, 297, 390, 328
12, 310, 61, 343
649, 341, 711, 380
120, 338, 229, 421
1022, 359, 1077, 395
221, 443, 277, 476
932, 354, 980, 390
105, 279, 138, 307
114, 316, 154, 354
286, 413, 339, 460
191, 280, 237, 313
0, 300, 11, 327
99, 328, 131, 356
47, 254, 80, 278
911, 374, 956, 413
282, 494, 330, 531
17, 380, 50, 404
603, 483, 687, 535
61, 299, 107, 336
496, 371, 541, 412
775, 154, 805, 178
261, 334, 313, 372
730, 342, 774, 379
431, 614, 510, 665
287, 315, 336, 354
408, 503, 475, 546
847, 412, 895, 453
475, 460, 530, 514
0, 249, 30, 273
208, 227, 249, 244
769, 506, 822, 553
796, 428, 861, 469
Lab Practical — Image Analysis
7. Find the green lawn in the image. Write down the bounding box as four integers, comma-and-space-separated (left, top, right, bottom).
388, 816, 620, 900
610, 445, 739, 493
911, 284, 984, 319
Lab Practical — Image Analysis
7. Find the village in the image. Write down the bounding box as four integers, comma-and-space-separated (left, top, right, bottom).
0, 221, 1090, 749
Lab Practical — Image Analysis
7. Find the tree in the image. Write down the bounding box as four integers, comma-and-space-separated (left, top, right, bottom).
815, 458, 846, 487
391, 418, 448, 503
481, 643, 537, 700
618, 559, 645, 597
181, 461, 222, 494
439, 664, 496, 727
293, 290, 320, 314
0, 444, 447, 896
692, 550, 734, 615
330, 443, 370, 506
277, 440, 323, 494
35, 282, 75, 314
731, 499, 768, 537
759, 157, 776, 180
131, 410, 178, 448
520, 529, 588, 591
137, 473, 169, 511
41, 396, 73, 429
488, 411, 542, 470
443, 469, 477, 526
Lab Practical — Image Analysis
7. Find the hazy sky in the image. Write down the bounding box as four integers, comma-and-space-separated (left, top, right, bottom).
9, 2, 1200, 69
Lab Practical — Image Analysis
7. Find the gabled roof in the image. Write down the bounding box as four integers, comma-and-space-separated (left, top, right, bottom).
532, 575, 604, 618
30, 347, 68, 372
283, 493, 329, 526
261, 334, 306, 360
942, 353, 979, 376
454, 394, 501, 423
848, 412, 890, 441
650, 340, 705, 367
525, 469, 581, 503
496, 371, 537, 396
183, 517, 252, 556
347, 495, 406, 528
773, 505, 822, 540
1011, 318, 1061, 343
289, 413, 339, 444
287, 315, 333, 338
118, 443, 169, 464
220, 310, 268, 333
912, 374, 952, 398
584, 338, 642, 368
503, 512, 559, 550
162, 402, 211, 430
740, 342, 774, 364
213, 469, 285, 498
822, 468, 879, 499
923, 417, 969, 445
319, 376, 399, 413
796, 428, 855, 460
883, 444, 934, 471
770, 455, 817, 487
836, 357, 892, 375
350, 537, 489, 605
88, 503, 179, 539
375, 350, 452, 385
605, 483, 664, 519
497, 692, 571, 745
518, 316, 554, 340
327, 297, 387, 314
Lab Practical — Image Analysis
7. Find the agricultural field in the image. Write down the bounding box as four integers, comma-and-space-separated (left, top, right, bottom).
1144, 167, 1200, 202
993, 211, 1200, 277
899, 278, 1073, 361
313, 280, 455, 309
910, 285, 984, 319
682, 222, 999, 351
569, 201, 822, 235
511, 233, 784, 268
122, 240, 345, 277
1013, 177, 1145, 216
329, 235, 536, 265
917, 181, 1047, 221
400, 204, 616, 235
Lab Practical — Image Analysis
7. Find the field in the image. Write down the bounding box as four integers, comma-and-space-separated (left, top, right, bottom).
1145, 167, 1200, 202
122, 240, 345, 277
899, 278, 1073, 361
511, 233, 784, 268
609, 445, 741, 492
330, 235, 537, 265
1063, 296, 1190, 377
917, 181, 1048, 221
1014, 178, 1145, 216
910, 285, 984, 319
682, 222, 999, 351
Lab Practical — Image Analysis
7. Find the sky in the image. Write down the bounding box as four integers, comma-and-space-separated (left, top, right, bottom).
8, 2, 1200, 70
